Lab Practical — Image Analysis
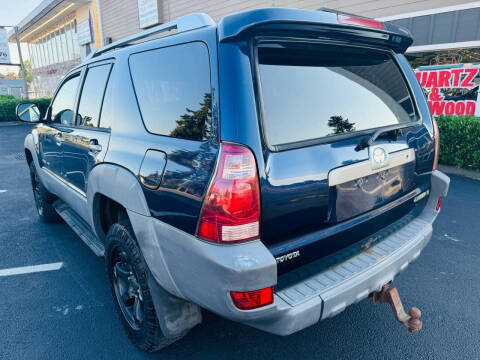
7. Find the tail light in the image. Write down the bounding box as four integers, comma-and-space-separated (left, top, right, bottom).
230, 287, 273, 310
337, 14, 385, 30
432, 116, 440, 170
197, 143, 260, 243
436, 197, 443, 212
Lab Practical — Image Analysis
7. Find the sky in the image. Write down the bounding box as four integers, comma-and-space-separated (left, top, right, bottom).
0, 0, 43, 73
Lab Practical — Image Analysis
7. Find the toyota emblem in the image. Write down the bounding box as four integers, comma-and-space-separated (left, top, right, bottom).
369, 145, 390, 170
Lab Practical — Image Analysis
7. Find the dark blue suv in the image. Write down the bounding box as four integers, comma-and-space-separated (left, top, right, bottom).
18, 8, 449, 352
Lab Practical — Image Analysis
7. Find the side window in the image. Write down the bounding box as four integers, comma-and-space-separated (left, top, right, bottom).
129, 42, 212, 141
99, 71, 114, 129
50, 74, 80, 125
77, 64, 112, 127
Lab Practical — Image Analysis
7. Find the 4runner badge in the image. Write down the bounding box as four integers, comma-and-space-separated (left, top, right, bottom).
275, 250, 300, 263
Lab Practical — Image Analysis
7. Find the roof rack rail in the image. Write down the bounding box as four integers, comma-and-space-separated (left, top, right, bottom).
87, 13, 215, 59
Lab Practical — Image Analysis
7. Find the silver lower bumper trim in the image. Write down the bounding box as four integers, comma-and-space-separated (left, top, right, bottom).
246, 170, 449, 335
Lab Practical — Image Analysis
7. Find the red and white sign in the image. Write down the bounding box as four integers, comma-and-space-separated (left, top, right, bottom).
415, 67, 480, 117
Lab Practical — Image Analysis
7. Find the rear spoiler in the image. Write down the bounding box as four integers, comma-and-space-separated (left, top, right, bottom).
218, 8, 413, 53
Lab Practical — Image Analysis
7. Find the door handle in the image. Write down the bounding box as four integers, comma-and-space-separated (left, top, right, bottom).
88, 142, 102, 153
54, 133, 63, 146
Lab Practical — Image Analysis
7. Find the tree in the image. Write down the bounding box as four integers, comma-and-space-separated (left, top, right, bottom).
170, 92, 212, 141
328, 115, 355, 134
24, 59, 33, 84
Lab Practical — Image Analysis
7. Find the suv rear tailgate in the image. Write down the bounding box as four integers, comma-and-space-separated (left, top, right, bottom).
253, 40, 435, 272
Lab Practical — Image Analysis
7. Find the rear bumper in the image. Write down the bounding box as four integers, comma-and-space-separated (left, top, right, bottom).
129, 170, 449, 336
263, 212, 433, 334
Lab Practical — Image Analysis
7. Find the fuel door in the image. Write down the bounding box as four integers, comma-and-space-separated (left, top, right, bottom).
139, 150, 167, 190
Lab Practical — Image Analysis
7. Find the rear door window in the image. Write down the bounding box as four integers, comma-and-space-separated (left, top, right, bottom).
257, 44, 417, 148
129, 42, 212, 141
99, 69, 115, 129
76, 63, 112, 127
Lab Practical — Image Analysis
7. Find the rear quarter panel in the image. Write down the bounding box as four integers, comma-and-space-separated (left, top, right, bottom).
103, 26, 220, 235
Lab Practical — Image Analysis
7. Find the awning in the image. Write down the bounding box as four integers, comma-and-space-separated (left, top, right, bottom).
8, 0, 89, 42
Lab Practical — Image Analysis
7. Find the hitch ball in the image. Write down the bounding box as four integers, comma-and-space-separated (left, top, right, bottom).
370, 284, 422, 334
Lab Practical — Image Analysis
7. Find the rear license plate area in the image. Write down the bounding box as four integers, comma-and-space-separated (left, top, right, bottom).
328, 162, 415, 223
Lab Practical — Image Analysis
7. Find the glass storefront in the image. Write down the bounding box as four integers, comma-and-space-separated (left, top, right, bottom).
28, 21, 81, 69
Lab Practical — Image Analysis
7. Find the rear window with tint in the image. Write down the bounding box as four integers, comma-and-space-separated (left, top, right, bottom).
129, 42, 212, 141
257, 44, 417, 147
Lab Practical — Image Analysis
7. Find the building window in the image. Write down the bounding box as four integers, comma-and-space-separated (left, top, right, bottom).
39, 38, 46, 67
46, 34, 53, 65
72, 21, 81, 59
28, 43, 35, 68
32, 43, 38, 68
54, 30, 63, 63
29, 20, 81, 69
65, 23, 73, 61
51, 33, 58, 64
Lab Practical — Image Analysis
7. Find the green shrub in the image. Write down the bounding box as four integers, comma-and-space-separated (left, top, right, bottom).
437, 115, 480, 171
0, 94, 15, 100
0, 97, 51, 122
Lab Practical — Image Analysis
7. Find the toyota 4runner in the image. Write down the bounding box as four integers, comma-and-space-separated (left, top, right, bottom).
17, 8, 449, 352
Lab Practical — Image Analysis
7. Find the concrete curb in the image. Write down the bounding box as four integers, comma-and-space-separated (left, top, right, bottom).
438, 165, 480, 182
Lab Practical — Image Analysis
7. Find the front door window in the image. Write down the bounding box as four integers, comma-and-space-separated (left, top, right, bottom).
50, 74, 80, 125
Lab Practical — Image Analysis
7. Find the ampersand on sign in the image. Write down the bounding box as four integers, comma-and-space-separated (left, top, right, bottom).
428, 87, 443, 101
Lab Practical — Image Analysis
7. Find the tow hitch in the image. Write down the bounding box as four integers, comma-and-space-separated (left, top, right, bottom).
370, 284, 422, 334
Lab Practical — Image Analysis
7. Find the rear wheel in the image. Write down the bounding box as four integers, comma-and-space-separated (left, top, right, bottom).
29, 162, 59, 223
105, 221, 179, 352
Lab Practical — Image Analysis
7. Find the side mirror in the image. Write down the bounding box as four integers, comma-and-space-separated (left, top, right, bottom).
16, 103, 41, 123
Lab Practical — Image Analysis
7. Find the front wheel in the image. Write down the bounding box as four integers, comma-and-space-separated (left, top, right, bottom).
29, 162, 59, 223
105, 221, 180, 352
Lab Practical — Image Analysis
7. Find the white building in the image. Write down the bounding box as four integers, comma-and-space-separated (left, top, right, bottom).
9, 0, 101, 97
0, 78, 25, 98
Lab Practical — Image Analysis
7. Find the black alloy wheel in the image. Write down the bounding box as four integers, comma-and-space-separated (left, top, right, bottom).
111, 247, 145, 330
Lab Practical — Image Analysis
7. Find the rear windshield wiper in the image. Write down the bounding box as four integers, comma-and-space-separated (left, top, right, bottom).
356, 123, 409, 151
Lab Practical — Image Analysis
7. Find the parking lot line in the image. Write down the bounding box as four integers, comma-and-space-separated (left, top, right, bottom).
0, 262, 64, 277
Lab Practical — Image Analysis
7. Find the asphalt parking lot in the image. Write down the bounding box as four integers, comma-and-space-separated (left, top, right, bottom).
1, 123, 479, 360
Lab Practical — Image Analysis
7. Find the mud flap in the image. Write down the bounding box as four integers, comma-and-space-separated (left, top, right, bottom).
147, 267, 202, 339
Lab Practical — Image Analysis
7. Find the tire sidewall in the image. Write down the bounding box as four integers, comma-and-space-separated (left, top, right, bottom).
29, 162, 58, 222
105, 222, 162, 350
29, 162, 44, 216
